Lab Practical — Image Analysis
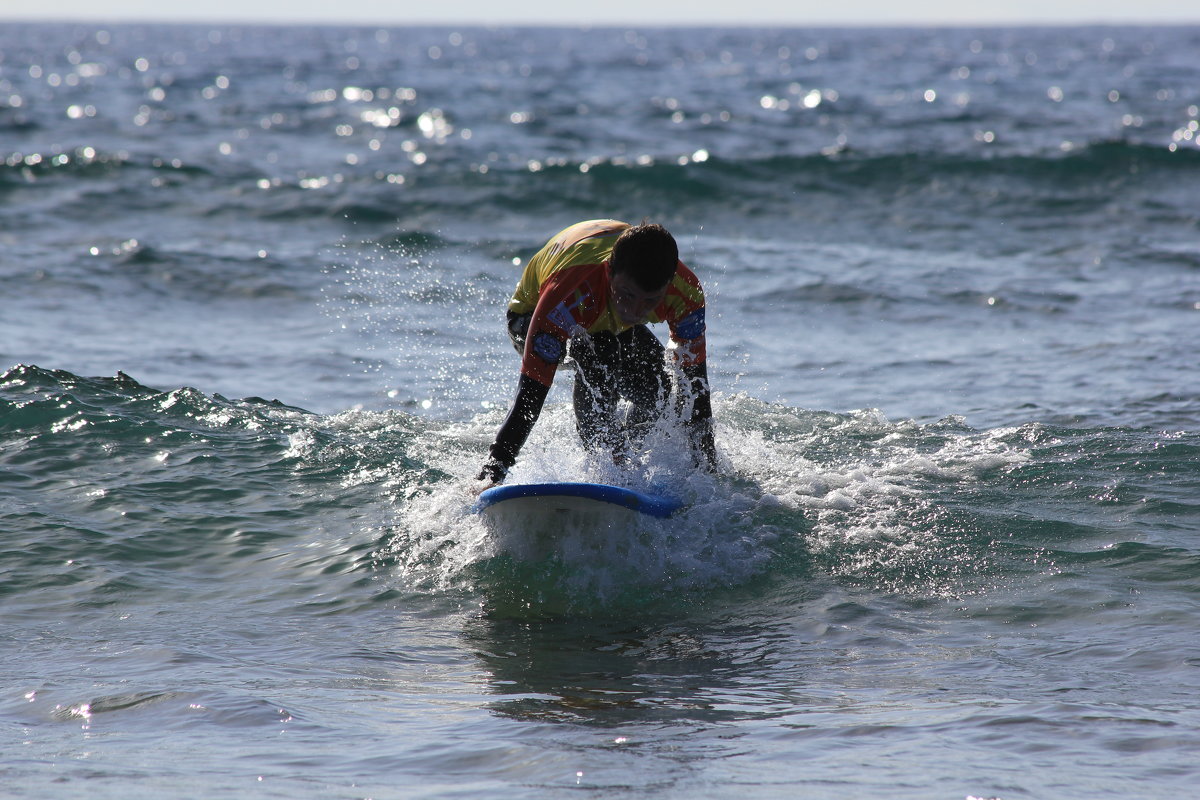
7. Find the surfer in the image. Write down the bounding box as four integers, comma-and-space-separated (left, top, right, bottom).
477, 219, 717, 486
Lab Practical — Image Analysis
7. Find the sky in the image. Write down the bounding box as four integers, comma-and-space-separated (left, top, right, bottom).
0, 0, 1196, 26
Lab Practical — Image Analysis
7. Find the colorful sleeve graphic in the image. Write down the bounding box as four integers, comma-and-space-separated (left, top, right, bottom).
660, 263, 707, 367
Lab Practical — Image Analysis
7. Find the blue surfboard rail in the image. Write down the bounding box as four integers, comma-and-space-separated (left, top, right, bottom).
476, 482, 682, 519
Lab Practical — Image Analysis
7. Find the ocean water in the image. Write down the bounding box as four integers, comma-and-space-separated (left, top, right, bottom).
2, 21, 1200, 799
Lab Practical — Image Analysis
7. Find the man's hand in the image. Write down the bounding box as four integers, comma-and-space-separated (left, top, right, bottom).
476, 457, 506, 489
470, 478, 497, 497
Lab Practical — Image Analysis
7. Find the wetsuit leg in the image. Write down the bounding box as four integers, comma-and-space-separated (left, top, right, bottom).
615, 325, 671, 447
570, 332, 623, 454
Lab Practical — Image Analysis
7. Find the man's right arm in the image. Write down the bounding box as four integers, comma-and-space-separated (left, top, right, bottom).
479, 268, 582, 485
477, 375, 550, 485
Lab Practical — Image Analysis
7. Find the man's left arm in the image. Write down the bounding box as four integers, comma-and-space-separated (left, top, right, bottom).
666, 267, 717, 472
680, 361, 717, 472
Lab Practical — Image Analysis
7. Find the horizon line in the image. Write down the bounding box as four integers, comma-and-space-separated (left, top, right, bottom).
3, 15, 1199, 28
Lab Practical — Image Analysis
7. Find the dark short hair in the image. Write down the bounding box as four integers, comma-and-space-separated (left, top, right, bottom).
610, 222, 679, 291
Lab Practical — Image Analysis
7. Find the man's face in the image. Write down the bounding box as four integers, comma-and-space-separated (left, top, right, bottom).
609, 269, 669, 326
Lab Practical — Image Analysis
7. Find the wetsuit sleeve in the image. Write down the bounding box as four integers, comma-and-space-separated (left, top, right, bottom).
479, 269, 588, 483
681, 359, 717, 472
658, 264, 715, 469
477, 375, 550, 484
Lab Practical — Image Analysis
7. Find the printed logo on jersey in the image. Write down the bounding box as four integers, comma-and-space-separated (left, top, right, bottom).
547, 302, 574, 332
675, 308, 706, 340
532, 332, 564, 364
546, 285, 595, 333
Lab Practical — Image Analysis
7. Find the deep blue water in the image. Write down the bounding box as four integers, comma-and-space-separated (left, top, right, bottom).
2, 22, 1200, 799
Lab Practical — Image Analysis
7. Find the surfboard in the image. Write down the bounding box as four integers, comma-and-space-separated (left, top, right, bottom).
476, 482, 682, 519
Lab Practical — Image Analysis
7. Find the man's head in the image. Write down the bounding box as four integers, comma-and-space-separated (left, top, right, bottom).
610, 222, 679, 291
608, 222, 678, 325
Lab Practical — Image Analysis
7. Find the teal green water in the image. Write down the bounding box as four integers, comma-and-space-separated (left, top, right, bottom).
4, 365, 1199, 797
4, 21, 1200, 799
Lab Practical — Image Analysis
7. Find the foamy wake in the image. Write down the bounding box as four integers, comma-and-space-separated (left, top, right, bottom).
349, 393, 1030, 611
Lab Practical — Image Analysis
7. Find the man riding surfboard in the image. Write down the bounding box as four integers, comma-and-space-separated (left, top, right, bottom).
477, 219, 717, 487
